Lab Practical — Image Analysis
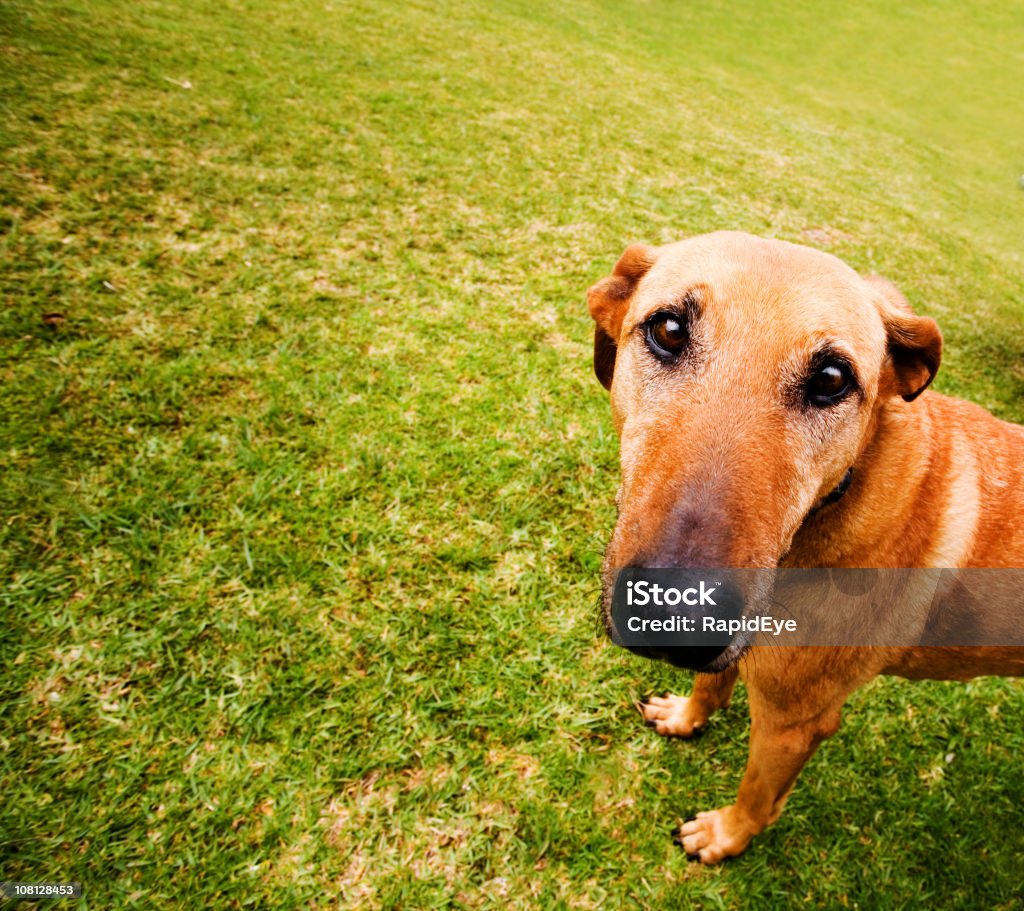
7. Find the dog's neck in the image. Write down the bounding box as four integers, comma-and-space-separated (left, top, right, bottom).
807, 468, 854, 516
786, 397, 945, 568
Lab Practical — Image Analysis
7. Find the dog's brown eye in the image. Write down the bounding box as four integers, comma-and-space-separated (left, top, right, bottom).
806, 363, 852, 406
646, 312, 688, 359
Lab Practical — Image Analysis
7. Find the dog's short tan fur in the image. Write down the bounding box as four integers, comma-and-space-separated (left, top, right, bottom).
587, 231, 1024, 863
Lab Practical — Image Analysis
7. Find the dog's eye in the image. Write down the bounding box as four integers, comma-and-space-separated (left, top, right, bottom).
645, 312, 688, 359
805, 362, 853, 407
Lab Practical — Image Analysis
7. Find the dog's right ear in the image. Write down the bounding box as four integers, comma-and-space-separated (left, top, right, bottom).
866, 275, 943, 403
587, 244, 657, 390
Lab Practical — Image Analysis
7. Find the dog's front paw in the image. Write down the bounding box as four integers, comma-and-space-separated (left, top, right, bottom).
674, 806, 753, 864
639, 693, 707, 738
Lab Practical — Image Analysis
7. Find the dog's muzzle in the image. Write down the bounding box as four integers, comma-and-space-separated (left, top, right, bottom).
603, 568, 748, 672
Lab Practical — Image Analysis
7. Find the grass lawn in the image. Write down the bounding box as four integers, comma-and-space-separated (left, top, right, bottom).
2, 0, 1024, 907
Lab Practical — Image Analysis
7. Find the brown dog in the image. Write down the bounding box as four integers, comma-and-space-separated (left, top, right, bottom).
587, 231, 1024, 863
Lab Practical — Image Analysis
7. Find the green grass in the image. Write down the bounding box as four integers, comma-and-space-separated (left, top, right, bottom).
2, 0, 1024, 907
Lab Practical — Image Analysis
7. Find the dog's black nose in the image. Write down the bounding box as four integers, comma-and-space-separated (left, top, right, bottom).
622, 642, 731, 672
608, 568, 746, 671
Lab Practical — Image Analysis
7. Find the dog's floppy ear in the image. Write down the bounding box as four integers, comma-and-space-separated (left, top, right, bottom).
587, 244, 657, 390
866, 275, 942, 402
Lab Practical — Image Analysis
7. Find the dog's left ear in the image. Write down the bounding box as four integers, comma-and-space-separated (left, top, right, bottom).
587, 244, 657, 390
866, 275, 943, 402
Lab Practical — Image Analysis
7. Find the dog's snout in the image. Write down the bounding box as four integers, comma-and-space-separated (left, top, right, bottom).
631, 503, 733, 570
608, 568, 747, 672
625, 643, 730, 672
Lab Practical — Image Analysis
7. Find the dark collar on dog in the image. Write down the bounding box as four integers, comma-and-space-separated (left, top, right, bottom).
808, 467, 854, 516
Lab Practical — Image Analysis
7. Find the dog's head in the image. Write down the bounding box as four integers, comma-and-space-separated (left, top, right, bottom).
588, 232, 941, 669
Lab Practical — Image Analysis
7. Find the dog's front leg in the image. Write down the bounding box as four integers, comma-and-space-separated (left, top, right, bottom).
639, 666, 739, 737
676, 693, 843, 864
